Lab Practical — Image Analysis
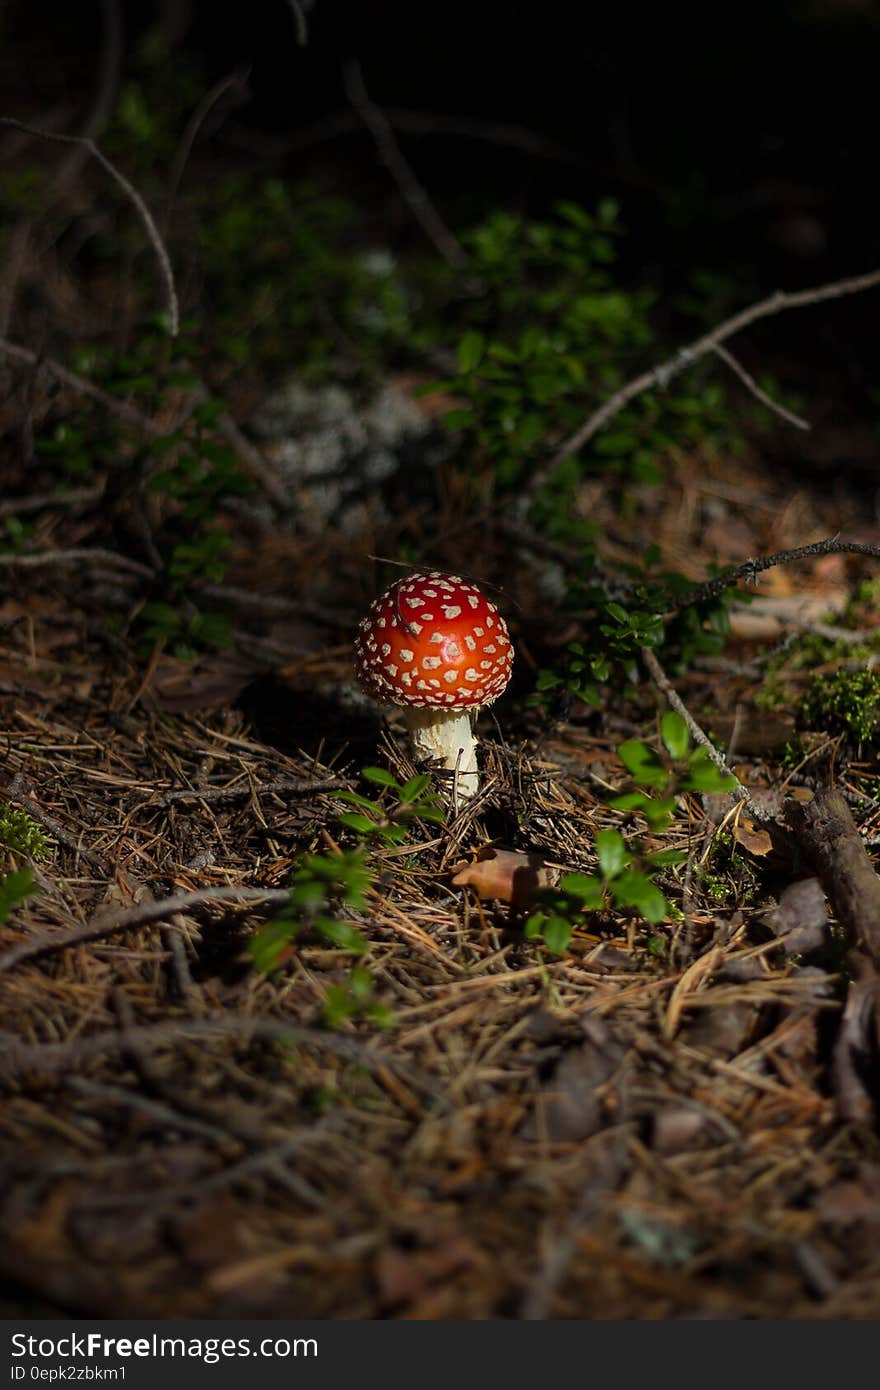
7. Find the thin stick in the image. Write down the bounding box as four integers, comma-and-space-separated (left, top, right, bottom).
166, 69, 250, 212
0, 486, 104, 520
0, 117, 179, 335
0, 885, 294, 976
537, 266, 880, 486
0, 337, 161, 432
159, 776, 351, 805
711, 344, 810, 431
0, 547, 154, 580
641, 646, 771, 823
285, 0, 309, 46
342, 61, 465, 268
665, 537, 880, 614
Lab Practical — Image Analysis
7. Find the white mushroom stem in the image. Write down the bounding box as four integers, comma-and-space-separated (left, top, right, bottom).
402, 707, 480, 800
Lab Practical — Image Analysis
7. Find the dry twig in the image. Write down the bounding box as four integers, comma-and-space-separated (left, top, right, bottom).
0, 117, 179, 335
536, 266, 880, 486
342, 61, 465, 268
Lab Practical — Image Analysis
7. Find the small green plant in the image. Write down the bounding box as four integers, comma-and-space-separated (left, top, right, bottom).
610, 711, 736, 830
0, 803, 47, 858
0, 868, 38, 926
800, 668, 880, 747
250, 849, 372, 973
333, 767, 445, 844
524, 714, 733, 953
322, 963, 394, 1030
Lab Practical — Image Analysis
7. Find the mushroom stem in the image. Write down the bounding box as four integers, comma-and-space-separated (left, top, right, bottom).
403, 707, 479, 800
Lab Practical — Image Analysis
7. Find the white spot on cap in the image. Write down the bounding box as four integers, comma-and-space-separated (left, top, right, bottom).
447, 641, 461, 658
442, 605, 462, 619
465, 667, 480, 682
486, 616, 494, 627
483, 643, 496, 654
423, 588, 437, 597
467, 595, 479, 608
457, 687, 473, 697
422, 656, 441, 669
406, 597, 424, 608
409, 621, 423, 635
387, 664, 398, 676
401, 672, 412, 686
381, 643, 391, 657
429, 632, 444, 644
400, 649, 414, 663
464, 634, 476, 651
474, 626, 484, 637
443, 669, 459, 684
480, 660, 492, 670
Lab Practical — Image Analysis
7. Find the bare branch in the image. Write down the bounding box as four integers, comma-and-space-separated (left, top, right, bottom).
0, 336, 161, 432
0, 885, 293, 976
665, 537, 880, 614
711, 344, 810, 431
641, 645, 772, 823
0, 546, 154, 580
536, 266, 880, 488
0, 116, 179, 335
342, 61, 465, 268
158, 776, 351, 806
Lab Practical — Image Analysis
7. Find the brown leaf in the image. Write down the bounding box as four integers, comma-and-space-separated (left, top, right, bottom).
450, 848, 553, 907
734, 819, 775, 858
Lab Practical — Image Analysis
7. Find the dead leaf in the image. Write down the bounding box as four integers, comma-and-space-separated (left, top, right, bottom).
450, 848, 554, 907
734, 819, 775, 858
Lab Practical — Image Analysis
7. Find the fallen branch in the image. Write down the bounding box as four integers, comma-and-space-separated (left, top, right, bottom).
784, 789, 880, 969
0, 885, 293, 976
537, 266, 880, 486
0, 546, 154, 580
159, 776, 351, 806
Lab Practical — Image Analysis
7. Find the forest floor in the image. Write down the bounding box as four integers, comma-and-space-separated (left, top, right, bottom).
2, 9, 880, 1318
3, 419, 880, 1320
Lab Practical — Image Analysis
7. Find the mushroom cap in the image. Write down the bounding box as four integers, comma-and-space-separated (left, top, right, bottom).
354, 571, 514, 710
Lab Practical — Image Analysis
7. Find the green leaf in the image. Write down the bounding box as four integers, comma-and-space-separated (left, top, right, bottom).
334, 790, 383, 811
542, 916, 574, 954
0, 868, 37, 925
398, 774, 432, 803
611, 870, 668, 924
361, 766, 398, 787
595, 828, 628, 880
617, 739, 667, 788
661, 712, 689, 760
314, 917, 366, 953
337, 812, 377, 835
558, 872, 604, 909
457, 330, 486, 373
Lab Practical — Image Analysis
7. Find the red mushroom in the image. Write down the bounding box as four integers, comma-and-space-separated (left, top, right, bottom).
354, 571, 514, 801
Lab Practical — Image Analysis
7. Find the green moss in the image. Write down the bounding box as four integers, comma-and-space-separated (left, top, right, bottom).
0, 802, 47, 859
801, 668, 880, 746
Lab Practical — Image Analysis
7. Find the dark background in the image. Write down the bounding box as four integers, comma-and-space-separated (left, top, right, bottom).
3, 0, 878, 427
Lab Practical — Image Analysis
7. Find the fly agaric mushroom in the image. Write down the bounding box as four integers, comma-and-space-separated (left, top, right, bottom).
354, 571, 513, 800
